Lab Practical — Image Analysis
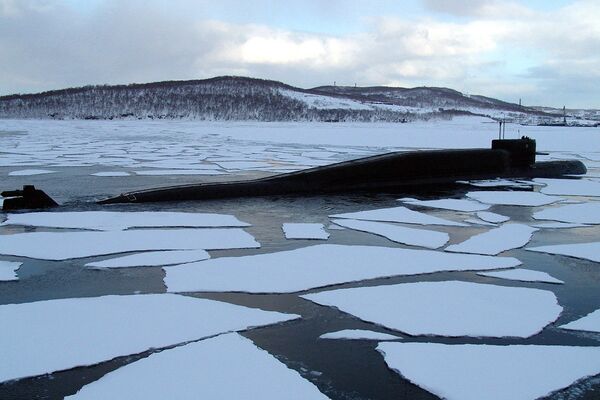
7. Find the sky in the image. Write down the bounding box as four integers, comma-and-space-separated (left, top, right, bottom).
0, 0, 598, 108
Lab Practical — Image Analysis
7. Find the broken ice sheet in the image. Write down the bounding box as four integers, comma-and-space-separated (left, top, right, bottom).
0, 294, 298, 383
533, 202, 600, 224
330, 219, 448, 249
91, 171, 130, 177
330, 206, 467, 227
66, 333, 329, 400
527, 242, 600, 263
446, 224, 537, 255
85, 250, 210, 269
282, 223, 329, 240
0, 228, 259, 260
399, 197, 490, 212
477, 268, 564, 284
133, 169, 225, 176
319, 329, 400, 341
377, 342, 600, 400
560, 309, 600, 333
303, 281, 561, 338
165, 244, 520, 294
476, 211, 509, 224
458, 179, 535, 189
1, 211, 250, 231
0, 261, 22, 281
8, 169, 56, 176
466, 191, 563, 206
535, 178, 600, 197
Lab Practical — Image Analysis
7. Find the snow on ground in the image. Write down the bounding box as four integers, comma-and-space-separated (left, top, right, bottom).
445, 224, 538, 255
279, 89, 372, 111
0, 229, 259, 260
330, 206, 467, 227
303, 281, 560, 338
466, 191, 563, 206
527, 242, 600, 263
319, 329, 400, 341
476, 211, 510, 224
282, 223, 329, 240
533, 202, 600, 224
0, 294, 298, 383
67, 333, 328, 400
164, 244, 520, 294
535, 178, 600, 197
85, 250, 210, 269
91, 171, 130, 177
477, 268, 564, 284
377, 342, 600, 400
330, 219, 448, 249
7, 169, 56, 176
560, 309, 600, 333
0, 261, 22, 281
1, 211, 250, 231
399, 197, 489, 212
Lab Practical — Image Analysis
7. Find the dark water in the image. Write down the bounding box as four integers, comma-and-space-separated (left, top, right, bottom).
1, 167, 599, 400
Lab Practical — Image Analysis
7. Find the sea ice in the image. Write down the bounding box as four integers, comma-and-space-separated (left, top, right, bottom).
330, 219, 448, 249
216, 161, 273, 170
466, 191, 563, 206
134, 169, 225, 175
560, 309, 600, 333
85, 250, 210, 269
282, 223, 329, 240
399, 197, 489, 212
477, 268, 564, 284
377, 342, 600, 400
330, 206, 467, 227
1, 211, 250, 231
303, 281, 561, 337
319, 329, 400, 341
458, 179, 534, 189
533, 202, 600, 224
91, 171, 131, 177
0, 261, 22, 281
445, 224, 537, 255
527, 242, 600, 263
0, 294, 298, 383
535, 178, 600, 197
476, 211, 509, 224
0, 229, 259, 260
165, 244, 520, 293
531, 222, 588, 229
8, 169, 56, 176
464, 218, 497, 227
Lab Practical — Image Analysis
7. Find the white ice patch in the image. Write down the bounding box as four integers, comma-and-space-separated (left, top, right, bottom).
330, 206, 467, 227
319, 329, 400, 341
134, 169, 225, 175
331, 219, 448, 249
446, 224, 537, 255
165, 244, 520, 294
0, 294, 298, 383
67, 333, 328, 400
399, 197, 489, 212
1, 211, 250, 231
303, 281, 560, 338
535, 178, 600, 197
533, 202, 600, 224
91, 171, 130, 177
282, 223, 329, 240
458, 179, 534, 189
532, 222, 588, 229
466, 191, 563, 206
377, 342, 600, 400
527, 242, 600, 263
85, 250, 210, 269
477, 268, 564, 284
476, 211, 509, 224
560, 309, 600, 333
0, 261, 22, 281
0, 229, 259, 260
216, 161, 273, 170
8, 169, 56, 176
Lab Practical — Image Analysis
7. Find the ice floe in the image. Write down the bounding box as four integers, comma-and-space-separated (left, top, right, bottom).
282, 223, 329, 240
8, 169, 56, 176
464, 218, 497, 227
458, 179, 534, 189
330, 219, 448, 249
533, 202, 600, 224
319, 329, 400, 341
66, 333, 328, 400
476, 211, 509, 224
0, 294, 298, 383
527, 242, 600, 263
303, 281, 560, 337
133, 169, 225, 176
330, 206, 467, 227
560, 309, 600, 333
85, 250, 210, 269
0, 229, 259, 260
377, 342, 600, 400
0, 261, 22, 281
399, 197, 489, 212
446, 224, 538, 255
536, 178, 600, 197
531, 222, 588, 229
165, 244, 520, 294
1, 211, 250, 231
477, 268, 564, 284
466, 191, 563, 206
91, 171, 131, 177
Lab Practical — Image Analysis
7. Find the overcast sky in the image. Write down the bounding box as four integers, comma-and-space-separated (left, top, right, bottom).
1, 0, 598, 108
